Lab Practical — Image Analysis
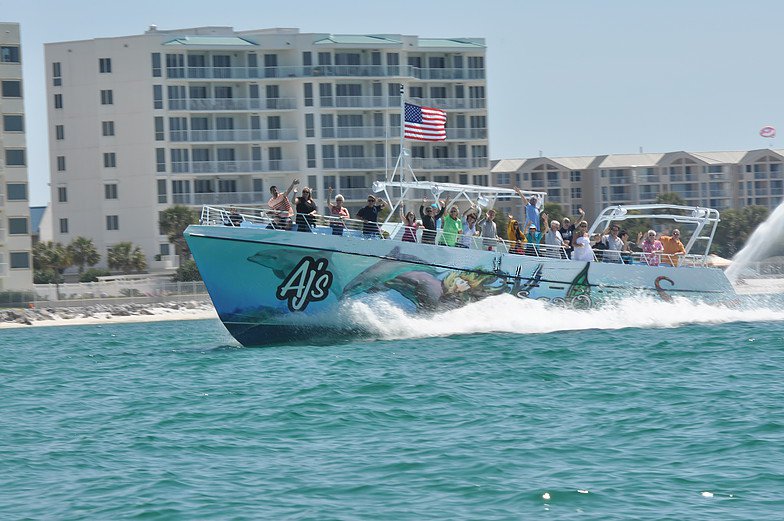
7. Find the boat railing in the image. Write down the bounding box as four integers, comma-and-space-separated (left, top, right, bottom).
197, 205, 708, 268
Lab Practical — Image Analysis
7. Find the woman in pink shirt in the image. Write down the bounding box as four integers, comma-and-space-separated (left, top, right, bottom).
637, 229, 663, 266
327, 187, 350, 235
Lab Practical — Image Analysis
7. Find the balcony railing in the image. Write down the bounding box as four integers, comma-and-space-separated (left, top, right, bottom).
408, 97, 487, 110
445, 128, 488, 139
166, 65, 486, 81
169, 97, 297, 111
410, 157, 483, 169
323, 157, 387, 169
323, 126, 390, 139
191, 191, 265, 205
172, 159, 299, 174
169, 128, 298, 142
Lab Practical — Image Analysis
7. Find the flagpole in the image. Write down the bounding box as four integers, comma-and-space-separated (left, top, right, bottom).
399, 84, 405, 185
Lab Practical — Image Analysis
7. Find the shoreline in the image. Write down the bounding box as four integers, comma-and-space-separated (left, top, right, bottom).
0, 301, 218, 330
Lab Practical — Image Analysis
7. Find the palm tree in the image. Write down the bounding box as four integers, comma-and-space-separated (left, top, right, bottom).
68, 236, 100, 275
32, 241, 73, 299
159, 205, 198, 260
108, 242, 148, 274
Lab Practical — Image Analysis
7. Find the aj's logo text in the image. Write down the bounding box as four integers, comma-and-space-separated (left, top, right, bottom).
276, 257, 333, 312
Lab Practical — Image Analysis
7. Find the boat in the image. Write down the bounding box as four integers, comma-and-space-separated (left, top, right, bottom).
183, 180, 736, 346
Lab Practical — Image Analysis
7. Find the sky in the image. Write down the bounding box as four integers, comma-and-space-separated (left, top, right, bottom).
10, 0, 784, 205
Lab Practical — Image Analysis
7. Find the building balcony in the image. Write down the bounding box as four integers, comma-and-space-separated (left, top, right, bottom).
171, 159, 299, 174
321, 96, 399, 109
191, 191, 265, 205
322, 127, 390, 139
168, 97, 297, 111
169, 128, 298, 142
445, 128, 487, 139
323, 157, 387, 169
408, 97, 487, 110
166, 65, 486, 81
410, 157, 485, 169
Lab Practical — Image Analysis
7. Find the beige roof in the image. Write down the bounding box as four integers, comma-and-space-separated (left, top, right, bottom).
491, 159, 526, 172
593, 153, 664, 168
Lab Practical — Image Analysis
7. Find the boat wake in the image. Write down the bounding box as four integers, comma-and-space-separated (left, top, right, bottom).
341, 293, 784, 341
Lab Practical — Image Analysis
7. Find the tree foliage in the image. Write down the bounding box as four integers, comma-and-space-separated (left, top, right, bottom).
68, 236, 100, 274
32, 241, 73, 297
712, 206, 770, 258
159, 205, 198, 259
107, 242, 148, 274
655, 192, 687, 207
172, 259, 203, 282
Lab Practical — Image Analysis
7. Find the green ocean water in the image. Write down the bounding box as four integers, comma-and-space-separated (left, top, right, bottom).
2, 296, 784, 520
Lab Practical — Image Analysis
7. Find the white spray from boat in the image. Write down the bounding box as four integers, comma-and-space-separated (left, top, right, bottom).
725, 201, 784, 281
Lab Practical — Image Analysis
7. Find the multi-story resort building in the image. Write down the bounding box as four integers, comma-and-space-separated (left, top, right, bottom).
492, 149, 784, 221
1, 22, 33, 290
45, 26, 489, 269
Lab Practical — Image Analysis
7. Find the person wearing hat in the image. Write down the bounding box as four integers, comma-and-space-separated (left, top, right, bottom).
524, 212, 547, 256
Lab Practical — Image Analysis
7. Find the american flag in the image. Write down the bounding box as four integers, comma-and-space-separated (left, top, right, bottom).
404, 103, 447, 141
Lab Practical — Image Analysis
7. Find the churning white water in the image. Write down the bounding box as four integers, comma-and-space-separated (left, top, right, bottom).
725, 201, 784, 281
343, 293, 784, 341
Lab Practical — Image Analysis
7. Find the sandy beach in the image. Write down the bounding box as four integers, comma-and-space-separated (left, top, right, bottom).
0, 301, 218, 330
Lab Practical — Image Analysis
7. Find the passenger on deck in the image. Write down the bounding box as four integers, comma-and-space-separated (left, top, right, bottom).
637, 229, 663, 266
400, 208, 420, 243
544, 218, 568, 258
506, 216, 527, 254
477, 209, 500, 251
226, 208, 242, 227
440, 205, 462, 247
357, 195, 386, 238
524, 215, 545, 256
294, 187, 318, 232
267, 179, 298, 230
659, 229, 686, 266
460, 207, 481, 248
559, 208, 584, 259
619, 230, 633, 264
514, 187, 542, 231
601, 225, 624, 263
572, 229, 594, 262
327, 187, 350, 236
420, 198, 446, 245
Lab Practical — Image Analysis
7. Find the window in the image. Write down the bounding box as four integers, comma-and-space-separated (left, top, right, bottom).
6, 183, 27, 201
157, 179, 167, 203
252, 178, 264, 194
571, 187, 582, 199
153, 85, 163, 109
106, 215, 119, 230
105, 183, 118, 199
472, 175, 489, 186
57, 186, 68, 203
103, 152, 116, 167
52, 62, 62, 86
99, 58, 112, 73
156, 148, 165, 172
570, 170, 582, 182
496, 173, 511, 185
151, 53, 161, 77
59, 218, 69, 234
8, 217, 28, 235
307, 144, 316, 168
154, 117, 163, 140
54, 93, 63, 109
3, 115, 23, 132
304, 83, 313, 106
160, 243, 170, 256
5, 149, 25, 166
100, 89, 113, 105
1, 46, 20, 63
10, 252, 30, 269
57, 156, 66, 171
2, 80, 21, 98
55, 125, 64, 140
305, 113, 315, 137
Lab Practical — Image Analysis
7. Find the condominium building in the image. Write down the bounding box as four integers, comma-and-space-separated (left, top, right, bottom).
492, 149, 784, 220
45, 26, 489, 269
1, 22, 33, 290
